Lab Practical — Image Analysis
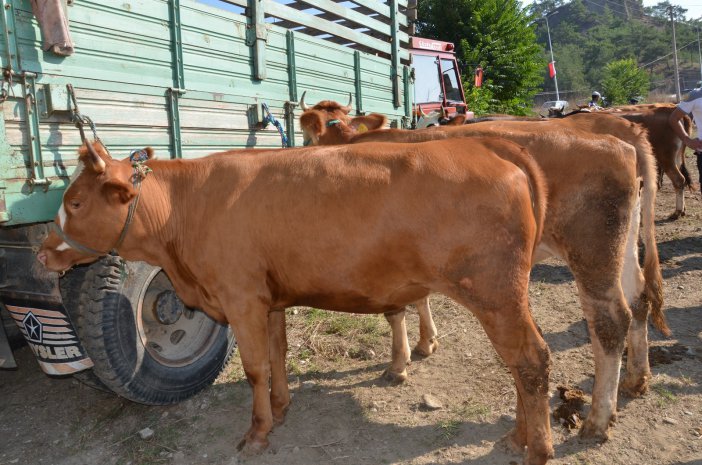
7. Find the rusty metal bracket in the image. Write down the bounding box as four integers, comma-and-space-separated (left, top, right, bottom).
167, 87, 186, 159
22, 72, 51, 192
0, 179, 9, 223
247, 0, 267, 80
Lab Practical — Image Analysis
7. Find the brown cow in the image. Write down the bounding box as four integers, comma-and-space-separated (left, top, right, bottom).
604, 104, 692, 218
462, 105, 693, 218
38, 139, 553, 464
300, 103, 668, 445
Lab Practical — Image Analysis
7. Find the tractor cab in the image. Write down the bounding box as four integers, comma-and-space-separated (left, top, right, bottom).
410, 37, 473, 126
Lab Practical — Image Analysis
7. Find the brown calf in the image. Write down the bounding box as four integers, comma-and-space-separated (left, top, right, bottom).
459, 105, 692, 219
38, 139, 552, 464
596, 104, 692, 218
300, 103, 668, 446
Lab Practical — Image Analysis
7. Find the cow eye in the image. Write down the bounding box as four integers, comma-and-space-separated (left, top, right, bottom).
69, 199, 81, 209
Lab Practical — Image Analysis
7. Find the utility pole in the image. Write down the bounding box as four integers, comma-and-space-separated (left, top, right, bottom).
545, 12, 560, 101
669, 5, 682, 101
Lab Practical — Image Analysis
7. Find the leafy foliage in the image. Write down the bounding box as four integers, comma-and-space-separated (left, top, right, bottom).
529, 0, 702, 103
601, 58, 650, 104
416, 0, 545, 114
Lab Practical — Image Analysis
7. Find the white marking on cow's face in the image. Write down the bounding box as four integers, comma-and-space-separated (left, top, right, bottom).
58, 204, 67, 228
54, 161, 85, 252
56, 242, 71, 251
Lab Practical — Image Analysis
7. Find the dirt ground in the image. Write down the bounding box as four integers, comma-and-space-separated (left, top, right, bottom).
1, 159, 702, 465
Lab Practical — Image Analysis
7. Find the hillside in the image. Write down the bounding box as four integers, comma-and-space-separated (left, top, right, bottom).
533, 0, 701, 102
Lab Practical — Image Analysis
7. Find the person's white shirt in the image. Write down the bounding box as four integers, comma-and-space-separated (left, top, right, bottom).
677, 88, 702, 125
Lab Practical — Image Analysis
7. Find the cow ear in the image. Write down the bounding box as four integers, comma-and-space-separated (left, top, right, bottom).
299, 111, 324, 140
349, 113, 386, 132
101, 178, 137, 204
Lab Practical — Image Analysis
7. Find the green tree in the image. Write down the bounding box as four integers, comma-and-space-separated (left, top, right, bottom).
416, 0, 545, 114
644, 1, 688, 21
600, 58, 650, 105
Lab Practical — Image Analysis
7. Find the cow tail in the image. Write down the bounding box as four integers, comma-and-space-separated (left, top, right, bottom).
681, 116, 694, 190
636, 135, 670, 336
680, 156, 694, 190
498, 146, 547, 261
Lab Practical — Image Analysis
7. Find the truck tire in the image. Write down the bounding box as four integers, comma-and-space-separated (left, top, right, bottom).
62, 255, 235, 405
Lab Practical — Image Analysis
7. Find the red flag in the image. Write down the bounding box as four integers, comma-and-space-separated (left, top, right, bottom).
548, 61, 557, 79
474, 66, 483, 87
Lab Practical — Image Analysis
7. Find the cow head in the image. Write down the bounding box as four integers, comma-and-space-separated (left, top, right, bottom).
298, 94, 387, 145
36, 142, 154, 273
416, 107, 466, 128
299, 91, 354, 120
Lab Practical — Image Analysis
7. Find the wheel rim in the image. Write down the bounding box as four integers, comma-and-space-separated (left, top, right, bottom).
136, 268, 222, 368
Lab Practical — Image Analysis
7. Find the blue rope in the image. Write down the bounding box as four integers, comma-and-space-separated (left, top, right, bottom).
261, 102, 290, 148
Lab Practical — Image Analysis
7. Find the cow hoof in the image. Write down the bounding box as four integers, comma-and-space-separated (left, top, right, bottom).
382, 368, 407, 384
272, 411, 288, 427
413, 338, 439, 357
272, 403, 291, 427
667, 210, 684, 220
579, 421, 610, 443
525, 450, 554, 465
503, 427, 527, 453
236, 436, 269, 456
619, 375, 649, 398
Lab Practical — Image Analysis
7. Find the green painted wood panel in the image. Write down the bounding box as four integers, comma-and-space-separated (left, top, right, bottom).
0, 0, 409, 226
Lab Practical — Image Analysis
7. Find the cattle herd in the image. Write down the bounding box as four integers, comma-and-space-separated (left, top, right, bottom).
35, 98, 696, 465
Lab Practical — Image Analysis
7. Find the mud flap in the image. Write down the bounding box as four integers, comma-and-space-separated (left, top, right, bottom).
0, 224, 93, 375
3, 297, 93, 375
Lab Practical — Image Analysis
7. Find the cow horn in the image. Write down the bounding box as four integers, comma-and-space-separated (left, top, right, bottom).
341, 93, 353, 113
418, 105, 428, 117
299, 91, 309, 111
77, 124, 105, 173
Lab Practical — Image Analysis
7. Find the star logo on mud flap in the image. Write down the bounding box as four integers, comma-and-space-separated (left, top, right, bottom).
22, 312, 43, 344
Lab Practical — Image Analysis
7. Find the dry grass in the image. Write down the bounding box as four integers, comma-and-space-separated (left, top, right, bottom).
286, 307, 390, 362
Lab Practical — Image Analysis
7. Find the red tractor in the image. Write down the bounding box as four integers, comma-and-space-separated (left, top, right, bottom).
410, 37, 474, 127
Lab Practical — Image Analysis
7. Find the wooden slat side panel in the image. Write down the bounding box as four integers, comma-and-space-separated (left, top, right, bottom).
0, 0, 409, 225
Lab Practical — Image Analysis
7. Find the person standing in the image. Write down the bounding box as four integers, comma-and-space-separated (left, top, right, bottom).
669, 88, 702, 190
589, 91, 602, 110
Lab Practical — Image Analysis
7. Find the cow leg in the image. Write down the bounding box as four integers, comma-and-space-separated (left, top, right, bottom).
572, 283, 631, 441
618, 200, 651, 397
565, 236, 632, 440
665, 167, 686, 219
444, 262, 552, 465
384, 310, 411, 383
269, 309, 290, 425
229, 307, 274, 455
504, 391, 528, 453
469, 302, 552, 464
656, 166, 663, 189
413, 297, 439, 357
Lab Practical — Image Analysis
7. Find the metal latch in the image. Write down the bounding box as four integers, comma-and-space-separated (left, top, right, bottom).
0, 180, 9, 223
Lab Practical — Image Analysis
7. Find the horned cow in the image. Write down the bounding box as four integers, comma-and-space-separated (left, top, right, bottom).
38, 138, 553, 464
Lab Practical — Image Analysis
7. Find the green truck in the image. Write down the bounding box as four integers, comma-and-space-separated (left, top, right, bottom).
0, 0, 465, 404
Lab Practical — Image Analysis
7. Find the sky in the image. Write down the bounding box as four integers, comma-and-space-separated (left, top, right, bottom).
643, 0, 702, 20
199, 0, 702, 21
